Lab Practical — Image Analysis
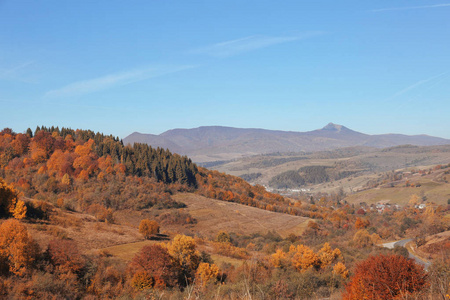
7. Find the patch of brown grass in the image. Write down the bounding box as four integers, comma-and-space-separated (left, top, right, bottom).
101, 240, 161, 261
26, 208, 143, 254
345, 179, 450, 206
418, 230, 450, 259
172, 193, 311, 239
210, 254, 244, 268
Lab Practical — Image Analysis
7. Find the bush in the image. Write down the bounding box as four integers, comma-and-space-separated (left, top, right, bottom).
129, 244, 177, 289
343, 254, 427, 299
138, 219, 159, 239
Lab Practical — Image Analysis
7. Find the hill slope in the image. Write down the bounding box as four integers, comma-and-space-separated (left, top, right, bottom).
124, 123, 450, 162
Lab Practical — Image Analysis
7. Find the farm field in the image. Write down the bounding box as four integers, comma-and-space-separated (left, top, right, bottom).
344, 172, 450, 206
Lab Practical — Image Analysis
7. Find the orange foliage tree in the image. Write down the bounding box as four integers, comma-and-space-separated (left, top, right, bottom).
212, 241, 249, 260
272, 242, 343, 274
13, 200, 27, 220
353, 229, 380, 248
0, 219, 39, 276
128, 244, 177, 289
271, 249, 288, 269
195, 262, 219, 286
343, 254, 427, 299
289, 244, 320, 272
29, 130, 54, 163
0, 178, 26, 219
318, 242, 341, 268
332, 261, 349, 278
46, 149, 75, 177
47, 239, 85, 274
138, 219, 160, 239
354, 217, 370, 229
73, 139, 98, 177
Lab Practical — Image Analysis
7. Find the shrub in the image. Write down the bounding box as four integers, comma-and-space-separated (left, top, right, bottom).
129, 244, 177, 289
343, 254, 427, 299
138, 219, 159, 239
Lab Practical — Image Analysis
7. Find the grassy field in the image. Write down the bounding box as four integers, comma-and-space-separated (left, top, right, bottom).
101, 240, 159, 261
209, 254, 244, 268
101, 238, 247, 266
27, 208, 143, 254
344, 174, 450, 206
96, 192, 310, 262
416, 230, 450, 260
172, 193, 311, 238
214, 145, 450, 195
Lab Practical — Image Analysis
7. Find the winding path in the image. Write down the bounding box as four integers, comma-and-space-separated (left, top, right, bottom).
382, 238, 431, 270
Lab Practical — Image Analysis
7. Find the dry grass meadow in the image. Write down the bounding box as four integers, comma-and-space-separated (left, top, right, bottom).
24, 192, 310, 263
172, 193, 310, 238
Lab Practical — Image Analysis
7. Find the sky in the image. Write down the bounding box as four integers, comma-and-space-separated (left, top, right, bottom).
1, 0, 450, 139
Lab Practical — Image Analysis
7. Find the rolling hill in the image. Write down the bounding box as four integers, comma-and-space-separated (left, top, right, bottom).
124, 123, 450, 163
214, 144, 450, 197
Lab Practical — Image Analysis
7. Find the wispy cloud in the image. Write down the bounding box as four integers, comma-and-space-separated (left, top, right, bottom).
190, 32, 323, 58
379, 71, 450, 112
388, 72, 448, 100
44, 65, 195, 98
0, 61, 35, 83
372, 3, 450, 12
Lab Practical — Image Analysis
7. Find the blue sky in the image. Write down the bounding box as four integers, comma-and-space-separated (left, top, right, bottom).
1, 0, 450, 139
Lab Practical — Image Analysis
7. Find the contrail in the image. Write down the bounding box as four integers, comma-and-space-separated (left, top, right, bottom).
372, 3, 450, 12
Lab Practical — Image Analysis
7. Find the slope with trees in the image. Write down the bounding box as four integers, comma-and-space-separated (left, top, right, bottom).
0, 126, 449, 298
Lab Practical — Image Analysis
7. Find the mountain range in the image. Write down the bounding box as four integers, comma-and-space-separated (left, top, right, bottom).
123, 123, 450, 163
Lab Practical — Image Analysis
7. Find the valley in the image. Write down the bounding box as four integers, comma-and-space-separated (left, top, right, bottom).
212, 144, 450, 201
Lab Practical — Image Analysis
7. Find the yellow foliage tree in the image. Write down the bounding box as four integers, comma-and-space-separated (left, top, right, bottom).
139, 219, 160, 239
271, 249, 288, 268
318, 242, 341, 268
0, 178, 17, 216
216, 230, 231, 243
353, 229, 380, 248
61, 173, 72, 187
289, 244, 319, 272
131, 271, 154, 290
195, 262, 219, 286
0, 178, 26, 219
0, 219, 39, 276
168, 234, 200, 285
13, 200, 27, 220
332, 261, 349, 278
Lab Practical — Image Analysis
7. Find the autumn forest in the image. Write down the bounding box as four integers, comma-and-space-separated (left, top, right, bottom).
0, 126, 449, 299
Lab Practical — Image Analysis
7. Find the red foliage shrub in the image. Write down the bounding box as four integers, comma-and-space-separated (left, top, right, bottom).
343, 254, 427, 299
128, 244, 177, 289
47, 239, 85, 274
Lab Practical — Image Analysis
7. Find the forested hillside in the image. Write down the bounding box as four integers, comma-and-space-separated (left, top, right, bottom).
0, 126, 318, 218
0, 127, 449, 299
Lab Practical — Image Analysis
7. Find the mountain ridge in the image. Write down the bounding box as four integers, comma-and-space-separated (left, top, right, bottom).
123, 124, 450, 163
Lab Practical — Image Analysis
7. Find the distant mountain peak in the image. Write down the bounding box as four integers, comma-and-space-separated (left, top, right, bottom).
322, 122, 345, 132
123, 124, 450, 163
